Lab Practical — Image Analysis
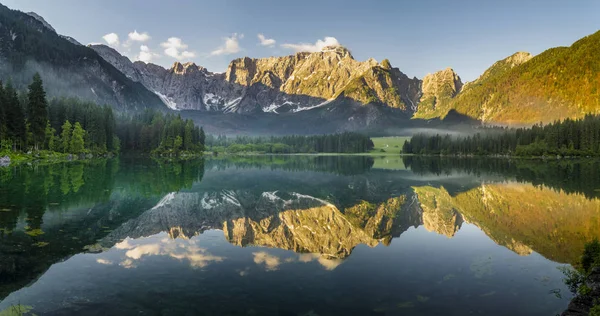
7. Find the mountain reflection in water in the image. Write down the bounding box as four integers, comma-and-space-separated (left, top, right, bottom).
0, 156, 599, 315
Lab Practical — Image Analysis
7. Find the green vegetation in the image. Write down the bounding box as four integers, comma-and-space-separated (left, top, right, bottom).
433, 31, 600, 123
562, 240, 600, 314
403, 115, 600, 157
116, 109, 205, 156
206, 132, 373, 154
0, 75, 118, 158
0, 74, 206, 165
371, 136, 411, 154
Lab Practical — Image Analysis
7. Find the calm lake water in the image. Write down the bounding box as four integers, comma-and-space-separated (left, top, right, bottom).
1, 156, 600, 315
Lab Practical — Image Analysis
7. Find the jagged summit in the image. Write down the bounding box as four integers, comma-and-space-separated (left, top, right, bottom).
171, 62, 206, 74
320, 45, 353, 59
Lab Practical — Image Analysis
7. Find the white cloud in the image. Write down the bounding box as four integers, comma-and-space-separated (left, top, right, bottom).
281, 36, 341, 53
136, 45, 159, 63
96, 258, 113, 265
253, 251, 281, 271
161, 37, 196, 60
257, 33, 276, 47
115, 236, 225, 269
102, 33, 120, 47
210, 33, 242, 56
128, 30, 150, 42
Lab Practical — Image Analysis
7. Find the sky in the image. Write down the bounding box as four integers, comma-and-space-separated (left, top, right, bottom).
3, 0, 599, 81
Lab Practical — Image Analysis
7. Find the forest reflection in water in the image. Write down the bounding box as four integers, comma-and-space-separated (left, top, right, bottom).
0, 155, 598, 315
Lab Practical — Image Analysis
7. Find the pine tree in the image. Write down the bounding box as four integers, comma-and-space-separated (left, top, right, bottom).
27, 73, 48, 150
0, 81, 6, 140
70, 122, 85, 154
4, 82, 26, 150
184, 120, 194, 150
199, 127, 206, 151
61, 120, 73, 153
44, 121, 56, 151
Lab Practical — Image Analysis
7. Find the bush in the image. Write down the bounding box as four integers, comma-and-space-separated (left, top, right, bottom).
582, 239, 600, 272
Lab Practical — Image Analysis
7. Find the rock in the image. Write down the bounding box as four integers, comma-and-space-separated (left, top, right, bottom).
91, 44, 422, 114
562, 267, 600, 315
0, 156, 10, 167
414, 68, 463, 118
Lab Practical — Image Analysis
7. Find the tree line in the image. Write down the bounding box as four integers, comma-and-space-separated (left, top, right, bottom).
116, 109, 205, 155
0, 74, 205, 156
206, 132, 374, 154
402, 115, 600, 157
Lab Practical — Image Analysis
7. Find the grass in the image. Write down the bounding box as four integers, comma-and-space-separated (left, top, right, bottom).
370, 136, 411, 154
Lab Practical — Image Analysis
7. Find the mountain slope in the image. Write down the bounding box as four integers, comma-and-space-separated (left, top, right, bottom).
432, 31, 600, 124
0, 5, 164, 110
92, 44, 422, 114
413, 68, 463, 119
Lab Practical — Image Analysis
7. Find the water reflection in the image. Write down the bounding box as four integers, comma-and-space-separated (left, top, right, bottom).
0, 156, 598, 315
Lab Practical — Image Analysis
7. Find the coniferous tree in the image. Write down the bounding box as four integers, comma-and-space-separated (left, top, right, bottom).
183, 119, 194, 150
27, 73, 48, 150
44, 121, 56, 151
4, 82, 26, 150
199, 127, 206, 151
0, 81, 6, 140
61, 120, 73, 153
70, 122, 85, 154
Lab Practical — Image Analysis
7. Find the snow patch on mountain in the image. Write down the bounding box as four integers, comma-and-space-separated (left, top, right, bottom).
292, 99, 334, 113
154, 91, 178, 110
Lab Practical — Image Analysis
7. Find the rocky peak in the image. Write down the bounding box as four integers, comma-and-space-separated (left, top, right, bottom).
321, 45, 353, 59
505, 51, 533, 66
413, 68, 463, 118
421, 67, 463, 98
171, 62, 205, 75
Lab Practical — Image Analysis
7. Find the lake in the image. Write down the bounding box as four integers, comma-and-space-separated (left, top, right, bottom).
1, 156, 599, 315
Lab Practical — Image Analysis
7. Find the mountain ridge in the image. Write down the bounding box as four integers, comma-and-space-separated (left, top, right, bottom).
0, 5, 164, 110
2, 5, 599, 128
91, 43, 422, 115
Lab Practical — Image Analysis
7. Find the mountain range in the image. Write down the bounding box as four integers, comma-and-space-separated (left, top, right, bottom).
1, 3, 599, 133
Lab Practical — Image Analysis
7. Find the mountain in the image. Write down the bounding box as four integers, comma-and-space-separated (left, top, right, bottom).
91, 44, 421, 114
422, 31, 600, 124
0, 5, 164, 110
7, 4, 598, 128
413, 68, 463, 119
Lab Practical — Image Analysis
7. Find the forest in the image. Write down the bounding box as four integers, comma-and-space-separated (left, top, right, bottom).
402, 115, 600, 157
0, 74, 205, 159
206, 133, 374, 154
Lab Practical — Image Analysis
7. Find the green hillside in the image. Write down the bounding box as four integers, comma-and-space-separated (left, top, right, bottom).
430, 31, 600, 124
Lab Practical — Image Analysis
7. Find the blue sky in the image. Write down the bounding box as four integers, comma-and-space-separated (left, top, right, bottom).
3, 0, 599, 81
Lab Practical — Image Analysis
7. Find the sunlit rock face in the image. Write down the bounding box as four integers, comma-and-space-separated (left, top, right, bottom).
91, 44, 421, 114
413, 68, 463, 119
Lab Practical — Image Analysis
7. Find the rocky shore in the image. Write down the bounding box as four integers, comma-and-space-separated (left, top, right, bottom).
563, 268, 600, 315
